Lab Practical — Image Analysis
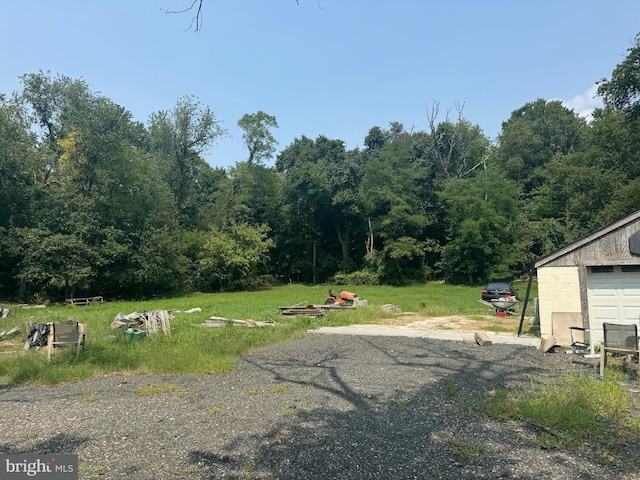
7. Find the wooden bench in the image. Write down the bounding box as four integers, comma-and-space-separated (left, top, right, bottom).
65, 296, 104, 306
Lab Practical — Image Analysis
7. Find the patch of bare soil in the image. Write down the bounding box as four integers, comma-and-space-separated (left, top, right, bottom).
375, 313, 529, 334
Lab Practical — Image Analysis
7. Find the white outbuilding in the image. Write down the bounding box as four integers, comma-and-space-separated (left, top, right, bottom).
534, 209, 640, 346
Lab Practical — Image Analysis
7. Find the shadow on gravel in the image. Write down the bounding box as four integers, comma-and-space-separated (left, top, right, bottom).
0, 433, 89, 455
186, 335, 617, 480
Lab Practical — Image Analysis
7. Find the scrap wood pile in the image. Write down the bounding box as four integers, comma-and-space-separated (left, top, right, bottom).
111, 310, 173, 336
279, 290, 368, 317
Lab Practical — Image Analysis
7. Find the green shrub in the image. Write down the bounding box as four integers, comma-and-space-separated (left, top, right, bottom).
331, 269, 380, 285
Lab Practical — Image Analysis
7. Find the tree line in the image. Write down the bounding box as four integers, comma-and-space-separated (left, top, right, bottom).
1, 34, 639, 302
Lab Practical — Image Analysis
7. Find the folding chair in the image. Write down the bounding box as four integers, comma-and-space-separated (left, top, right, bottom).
599, 322, 640, 377
569, 326, 591, 355
47, 320, 86, 361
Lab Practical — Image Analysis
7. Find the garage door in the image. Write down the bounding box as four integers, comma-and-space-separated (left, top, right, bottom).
587, 265, 640, 342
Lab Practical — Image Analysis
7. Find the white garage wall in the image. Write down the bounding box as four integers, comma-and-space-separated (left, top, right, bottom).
537, 266, 581, 338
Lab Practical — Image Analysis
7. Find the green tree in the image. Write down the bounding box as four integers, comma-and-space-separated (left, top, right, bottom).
13, 220, 129, 301
364, 126, 386, 153
377, 237, 427, 285
596, 177, 640, 226
195, 223, 274, 291
237, 111, 279, 165
360, 138, 430, 242
358, 124, 440, 281
218, 161, 284, 229
276, 136, 337, 283
438, 169, 520, 284
597, 33, 640, 116
276, 136, 366, 282
148, 96, 227, 227
0, 96, 40, 229
13, 71, 186, 300
129, 225, 187, 297
19, 71, 92, 148
496, 99, 588, 193
534, 152, 622, 239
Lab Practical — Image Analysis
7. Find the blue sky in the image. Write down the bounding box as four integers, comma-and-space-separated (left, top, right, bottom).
1, 1, 639, 168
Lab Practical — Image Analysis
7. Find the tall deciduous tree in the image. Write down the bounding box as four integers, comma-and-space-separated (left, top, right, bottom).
237, 111, 279, 165
597, 33, 640, 116
0, 97, 39, 229
426, 102, 493, 180
13, 71, 185, 300
360, 136, 430, 242
218, 161, 284, 230
276, 135, 365, 282
496, 99, 587, 193
0, 97, 42, 298
19, 71, 92, 148
148, 96, 226, 227
536, 153, 621, 240
438, 169, 520, 284
276, 136, 339, 282
358, 123, 439, 282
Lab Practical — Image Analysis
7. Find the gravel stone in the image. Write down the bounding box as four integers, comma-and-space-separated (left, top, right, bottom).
0, 334, 638, 479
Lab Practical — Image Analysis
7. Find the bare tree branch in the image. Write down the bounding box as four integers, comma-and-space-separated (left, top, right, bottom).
162, 1, 303, 33
161, 0, 204, 32
427, 100, 482, 179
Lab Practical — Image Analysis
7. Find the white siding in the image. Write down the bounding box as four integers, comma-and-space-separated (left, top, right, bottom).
538, 266, 581, 338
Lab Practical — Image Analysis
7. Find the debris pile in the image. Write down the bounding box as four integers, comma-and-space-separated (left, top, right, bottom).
279, 290, 369, 317
111, 310, 173, 339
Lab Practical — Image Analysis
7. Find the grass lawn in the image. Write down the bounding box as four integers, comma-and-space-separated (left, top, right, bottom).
0, 282, 538, 385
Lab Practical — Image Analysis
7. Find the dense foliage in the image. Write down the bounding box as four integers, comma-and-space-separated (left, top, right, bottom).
1, 34, 640, 301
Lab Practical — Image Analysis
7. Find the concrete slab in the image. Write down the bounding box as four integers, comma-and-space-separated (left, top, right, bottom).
308, 324, 541, 348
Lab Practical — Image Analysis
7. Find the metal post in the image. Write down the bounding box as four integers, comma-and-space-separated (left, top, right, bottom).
517, 269, 534, 337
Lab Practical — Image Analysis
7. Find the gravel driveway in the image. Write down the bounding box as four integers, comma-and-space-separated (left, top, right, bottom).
0, 333, 637, 479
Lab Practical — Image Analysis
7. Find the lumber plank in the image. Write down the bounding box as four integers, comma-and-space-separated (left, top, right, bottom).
541, 336, 557, 353
474, 332, 493, 346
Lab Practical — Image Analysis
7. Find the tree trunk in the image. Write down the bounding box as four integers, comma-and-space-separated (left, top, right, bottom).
335, 220, 349, 261
365, 218, 374, 254
312, 240, 317, 284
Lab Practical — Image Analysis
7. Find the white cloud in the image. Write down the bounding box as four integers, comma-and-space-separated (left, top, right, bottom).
561, 84, 602, 122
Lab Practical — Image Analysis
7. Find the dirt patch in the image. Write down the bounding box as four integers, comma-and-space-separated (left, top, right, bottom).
375, 313, 532, 334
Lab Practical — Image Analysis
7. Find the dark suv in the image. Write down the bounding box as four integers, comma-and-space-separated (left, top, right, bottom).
482, 282, 518, 301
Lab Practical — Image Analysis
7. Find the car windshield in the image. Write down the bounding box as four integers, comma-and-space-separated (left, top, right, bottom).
487, 283, 511, 290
